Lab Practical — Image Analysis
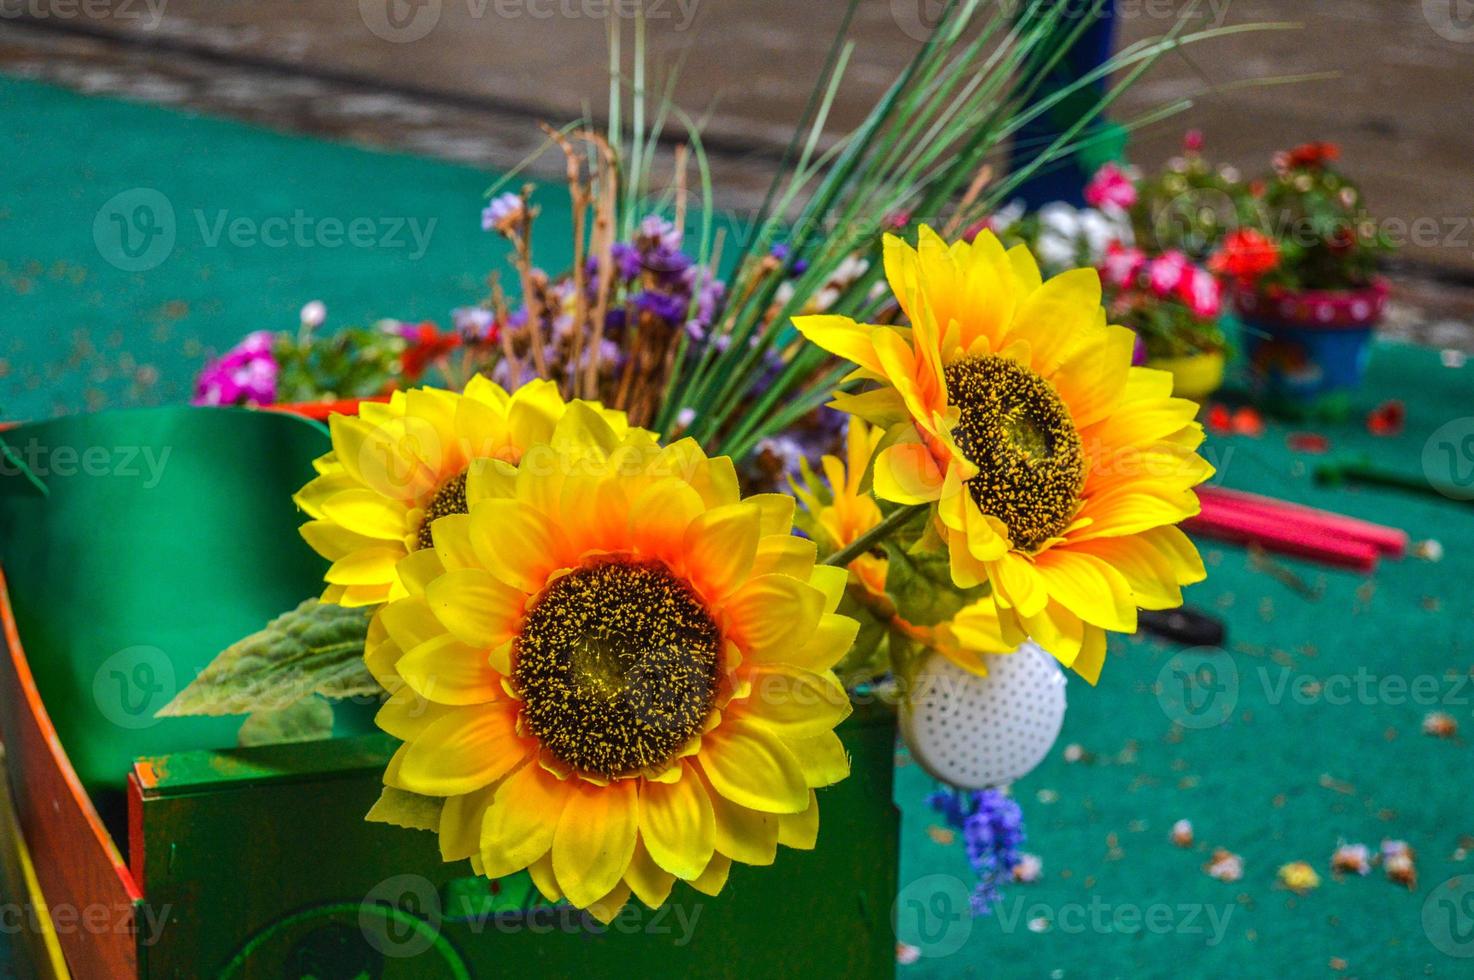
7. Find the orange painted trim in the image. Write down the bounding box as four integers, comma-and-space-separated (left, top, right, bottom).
257, 396, 390, 421
0, 567, 142, 978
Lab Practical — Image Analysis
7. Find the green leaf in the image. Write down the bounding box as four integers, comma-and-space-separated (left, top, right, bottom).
366, 786, 445, 833
238, 695, 335, 747
157, 598, 380, 718
881, 536, 988, 628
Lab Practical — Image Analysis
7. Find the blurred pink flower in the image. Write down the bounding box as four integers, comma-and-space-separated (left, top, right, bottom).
1101, 242, 1147, 288
1179, 266, 1223, 319
1148, 251, 1192, 296
1084, 162, 1138, 210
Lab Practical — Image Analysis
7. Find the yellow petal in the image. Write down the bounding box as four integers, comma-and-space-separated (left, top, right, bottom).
682, 503, 760, 599
552, 779, 640, 909
784, 730, 850, 788
739, 665, 851, 738
468, 499, 564, 593
628, 478, 705, 563
639, 765, 715, 880
698, 718, 809, 814
874, 443, 945, 504
478, 760, 572, 878
320, 489, 409, 541
396, 633, 501, 705
426, 567, 524, 648
725, 574, 826, 664
397, 702, 528, 796
792, 315, 884, 375
324, 547, 403, 586
299, 519, 383, 562
701, 770, 778, 866
437, 785, 494, 861
688, 853, 731, 897
1034, 548, 1138, 632
777, 790, 819, 849
625, 841, 676, 909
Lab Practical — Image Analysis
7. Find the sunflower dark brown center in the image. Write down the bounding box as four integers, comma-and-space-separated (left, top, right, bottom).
415, 471, 468, 550
513, 558, 721, 778
944, 354, 1085, 552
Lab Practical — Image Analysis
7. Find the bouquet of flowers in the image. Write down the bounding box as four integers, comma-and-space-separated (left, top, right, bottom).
1211, 141, 1394, 293
191, 301, 487, 407
1129, 130, 1242, 263
1101, 243, 1225, 361
166, 2, 1240, 924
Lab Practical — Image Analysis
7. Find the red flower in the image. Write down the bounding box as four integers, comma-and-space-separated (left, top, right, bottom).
400, 321, 460, 380
1283, 141, 1341, 170
1210, 229, 1281, 284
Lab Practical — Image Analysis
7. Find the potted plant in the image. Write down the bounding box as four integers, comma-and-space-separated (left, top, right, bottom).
1100, 243, 1228, 402
1211, 142, 1395, 418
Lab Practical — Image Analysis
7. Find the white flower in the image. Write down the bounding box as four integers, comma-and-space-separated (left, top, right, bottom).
299, 300, 326, 328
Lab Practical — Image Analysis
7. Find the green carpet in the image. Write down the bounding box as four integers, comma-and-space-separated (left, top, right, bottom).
899, 340, 1474, 978
4, 75, 1474, 977
0, 75, 569, 420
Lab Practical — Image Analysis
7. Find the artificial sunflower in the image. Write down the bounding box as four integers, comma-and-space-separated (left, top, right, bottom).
791, 418, 1023, 680
365, 405, 857, 920
295, 377, 641, 607
795, 226, 1210, 682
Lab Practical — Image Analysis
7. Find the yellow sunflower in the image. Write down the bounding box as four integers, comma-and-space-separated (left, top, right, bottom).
295, 377, 642, 607
791, 418, 1023, 678
795, 226, 1210, 683
365, 405, 857, 921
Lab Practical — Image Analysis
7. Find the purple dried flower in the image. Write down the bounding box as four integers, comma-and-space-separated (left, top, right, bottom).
482, 192, 525, 233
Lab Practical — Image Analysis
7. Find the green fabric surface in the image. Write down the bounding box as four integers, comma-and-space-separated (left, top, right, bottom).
5, 74, 1474, 977
1, 75, 569, 420
898, 340, 1474, 977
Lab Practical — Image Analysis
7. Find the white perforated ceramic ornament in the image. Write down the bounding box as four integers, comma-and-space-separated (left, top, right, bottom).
899, 640, 1067, 790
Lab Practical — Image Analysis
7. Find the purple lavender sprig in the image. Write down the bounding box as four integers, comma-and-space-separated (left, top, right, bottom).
927, 788, 1026, 915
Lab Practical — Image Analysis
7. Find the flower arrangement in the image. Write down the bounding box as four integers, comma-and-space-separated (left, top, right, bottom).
1213, 141, 1394, 293
1129, 130, 1242, 263
164, 2, 1244, 926
192, 301, 486, 407
1101, 243, 1225, 361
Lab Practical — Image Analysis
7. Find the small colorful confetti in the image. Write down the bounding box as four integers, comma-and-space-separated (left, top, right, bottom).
1365, 400, 1405, 436
1207, 403, 1232, 434
1287, 432, 1330, 454
1013, 853, 1043, 883
926, 825, 957, 845
1278, 862, 1321, 894
1331, 843, 1371, 877
1231, 406, 1265, 437
896, 942, 921, 965
1063, 743, 1085, 763
1206, 848, 1243, 883
1413, 539, 1444, 562
1171, 819, 1194, 848
1423, 712, 1458, 739
1382, 840, 1417, 889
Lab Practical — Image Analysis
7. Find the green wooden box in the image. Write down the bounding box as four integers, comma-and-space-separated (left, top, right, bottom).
0, 407, 899, 977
